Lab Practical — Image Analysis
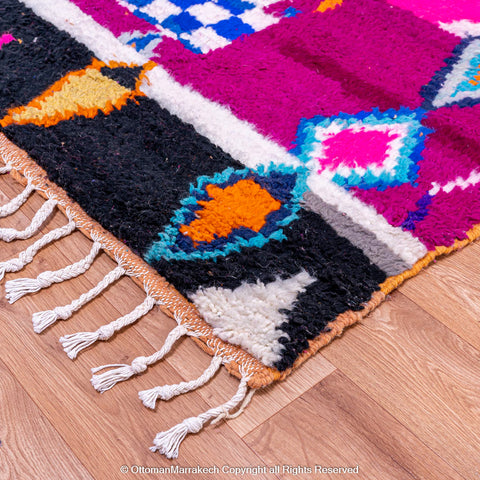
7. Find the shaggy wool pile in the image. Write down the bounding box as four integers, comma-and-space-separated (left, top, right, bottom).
0, 0, 479, 458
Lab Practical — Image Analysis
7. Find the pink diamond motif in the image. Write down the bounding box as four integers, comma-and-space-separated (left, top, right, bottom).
320, 128, 400, 171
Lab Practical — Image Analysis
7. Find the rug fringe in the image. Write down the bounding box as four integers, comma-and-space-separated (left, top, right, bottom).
60, 294, 157, 359
31, 265, 126, 333
0, 157, 261, 460
90, 324, 189, 392
0, 218, 75, 281
0, 198, 57, 242
0, 183, 35, 218
150, 373, 253, 459
5, 241, 102, 303
139, 355, 223, 408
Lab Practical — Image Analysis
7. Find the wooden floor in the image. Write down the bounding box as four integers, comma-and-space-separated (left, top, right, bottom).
0, 173, 479, 480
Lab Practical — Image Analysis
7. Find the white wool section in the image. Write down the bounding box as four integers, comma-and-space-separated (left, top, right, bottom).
180, 27, 231, 53
307, 172, 428, 266
186, 3, 232, 25
20, 0, 144, 64
140, 67, 301, 170
190, 271, 316, 367
142, 0, 182, 24
439, 20, 480, 38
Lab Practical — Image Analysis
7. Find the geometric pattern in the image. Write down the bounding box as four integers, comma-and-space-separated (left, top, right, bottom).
190, 271, 316, 366
3, 0, 480, 379
423, 37, 480, 108
145, 164, 307, 262
118, 0, 281, 53
0, 60, 148, 128
293, 107, 432, 191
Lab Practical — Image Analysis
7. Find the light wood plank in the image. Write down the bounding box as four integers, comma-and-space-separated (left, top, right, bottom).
400, 241, 480, 351
321, 291, 480, 479
0, 261, 275, 480
0, 358, 94, 480
246, 370, 464, 480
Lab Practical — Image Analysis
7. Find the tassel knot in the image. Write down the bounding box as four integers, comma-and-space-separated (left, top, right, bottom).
5, 241, 102, 304
138, 387, 162, 409
211, 406, 230, 425
182, 417, 204, 434
138, 356, 223, 408
54, 305, 74, 321
36, 272, 57, 289
61, 294, 154, 359
150, 375, 253, 458
90, 324, 188, 392
150, 417, 204, 458
97, 323, 115, 340
130, 356, 148, 375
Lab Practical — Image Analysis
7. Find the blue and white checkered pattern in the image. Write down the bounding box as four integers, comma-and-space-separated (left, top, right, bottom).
119, 0, 281, 53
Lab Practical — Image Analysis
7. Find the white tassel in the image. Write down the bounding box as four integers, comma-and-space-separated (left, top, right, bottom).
6, 241, 102, 303
60, 295, 156, 359
0, 198, 57, 242
31, 265, 125, 334
0, 165, 12, 174
150, 375, 252, 459
32, 310, 63, 334
139, 356, 223, 408
0, 183, 35, 218
60, 330, 102, 359
90, 324, 188, 392
0, 220, 75, 281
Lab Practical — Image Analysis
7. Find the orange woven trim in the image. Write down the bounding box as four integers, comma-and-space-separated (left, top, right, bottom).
266, 289, 386, 383
260, 222, 480, 383
2, 133, 480, 389
281, 225, 480, 382
380, 223, 480, 294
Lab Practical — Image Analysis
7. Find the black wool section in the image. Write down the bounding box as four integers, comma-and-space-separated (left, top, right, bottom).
3, 97, 243, 255
151, 209, 386, 371
0, 0, 94, 115
100, 66, 144, 90
273, 212, 386, 370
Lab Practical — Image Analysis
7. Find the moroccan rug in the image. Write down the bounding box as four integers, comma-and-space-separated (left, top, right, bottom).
1, 0, 479, 458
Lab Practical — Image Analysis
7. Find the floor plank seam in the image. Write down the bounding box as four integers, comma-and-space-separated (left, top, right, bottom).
323, 361, 470, 480
0, 357, 97, 480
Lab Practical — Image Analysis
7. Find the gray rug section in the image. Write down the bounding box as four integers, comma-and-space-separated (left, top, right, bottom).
303, 191, 411, 277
